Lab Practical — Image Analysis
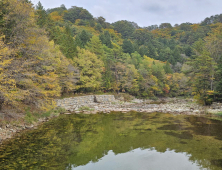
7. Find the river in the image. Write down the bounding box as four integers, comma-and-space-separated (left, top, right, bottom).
0, 112, 222, 170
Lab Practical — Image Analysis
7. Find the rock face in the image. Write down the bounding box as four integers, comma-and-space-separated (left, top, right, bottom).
56, 95, 94, 111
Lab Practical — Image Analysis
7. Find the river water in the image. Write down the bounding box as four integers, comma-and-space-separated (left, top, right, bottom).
0, 112, 222, 170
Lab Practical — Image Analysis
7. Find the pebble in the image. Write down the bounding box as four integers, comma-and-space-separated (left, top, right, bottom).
64, 113, 71, 115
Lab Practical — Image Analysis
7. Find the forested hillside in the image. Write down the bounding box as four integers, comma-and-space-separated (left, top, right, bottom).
1, 0, 222, 113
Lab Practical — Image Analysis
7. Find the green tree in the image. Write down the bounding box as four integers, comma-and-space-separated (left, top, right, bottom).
102, 43, 124, 92
63, 6, 93, 23
95, 23, 102, 32
47, 4, 67, 15
186, 40, 216, 104
112, 20, 136, 39
164, 61, 173, 74
55, 26, 77, 59
86, 35, 105, 60
95, 16, 107, 28
99, 31, 112, 48
159, 23, 173, 29
35, 1, 48, 28
131, 51, 142, 69
75, 30, 92, 48
148, 42, 157, 59
172, 46, 182, 63
132, 29, 153, 45
122, 39, 134, 54
123, 64, 139, 95
185, 46, 193, 57
216, 57, 222, 100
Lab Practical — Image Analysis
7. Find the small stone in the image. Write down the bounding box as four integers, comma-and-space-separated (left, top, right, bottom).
10, 129, 16, 133
25, 125, 34, 129
64, 113, 71, 115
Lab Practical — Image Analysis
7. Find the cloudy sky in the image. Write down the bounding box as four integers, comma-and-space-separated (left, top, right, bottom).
32, 0, 222, 27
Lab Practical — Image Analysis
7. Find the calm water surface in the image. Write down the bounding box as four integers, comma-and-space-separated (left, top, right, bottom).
0, 112, 222, 170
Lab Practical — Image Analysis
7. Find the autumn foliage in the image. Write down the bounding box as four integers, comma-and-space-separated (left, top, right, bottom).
1, 0, 222, 115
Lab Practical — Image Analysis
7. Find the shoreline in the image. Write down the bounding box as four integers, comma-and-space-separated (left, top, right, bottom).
0, 97, 222, 145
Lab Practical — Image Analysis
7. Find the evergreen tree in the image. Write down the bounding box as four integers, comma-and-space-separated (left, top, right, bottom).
86, 35, 105, 60
76, 30, 92, 48
95, 23, 102, 32
168, 56, 176, 65
186, 41, 216, 105
99, 31, 112, 48
122, 39, 134, 54
113, 20, 137, 39
172, 47, 182, 63
185, 46, 192, 57
215, 56, 222, 100
164, 61, 173, 74
56, 26, 77, 59
148, 43, 157, 59
63, 6, 93, 23
35, 1, 48, 28
138, 45, 149, 57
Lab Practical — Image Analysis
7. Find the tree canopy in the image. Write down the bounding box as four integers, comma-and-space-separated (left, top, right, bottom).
1, 0, 222, 114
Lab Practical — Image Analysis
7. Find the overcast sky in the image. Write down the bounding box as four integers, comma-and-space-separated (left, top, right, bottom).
32, 0, 222, 27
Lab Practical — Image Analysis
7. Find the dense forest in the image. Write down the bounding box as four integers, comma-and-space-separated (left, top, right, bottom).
1, 0, 222, 113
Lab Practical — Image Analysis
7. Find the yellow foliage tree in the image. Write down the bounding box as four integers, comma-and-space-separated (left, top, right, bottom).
0, 34, 16, 108
0, 0, 79, 111
123, 64, 139, 95
74, 47, 103, 91
49, 11, 63, 22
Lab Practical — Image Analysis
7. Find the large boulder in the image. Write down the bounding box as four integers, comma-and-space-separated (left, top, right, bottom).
94, 95, 116, 103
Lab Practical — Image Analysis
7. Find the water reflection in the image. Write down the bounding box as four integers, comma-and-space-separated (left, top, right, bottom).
0, 112, 222, 170
186, 116, 222, 140
72, 148, 205, 170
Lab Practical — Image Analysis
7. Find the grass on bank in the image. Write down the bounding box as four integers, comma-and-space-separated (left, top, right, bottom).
24, 107, 66, 124
78, 106, 94, 111
215, 112, 222, 116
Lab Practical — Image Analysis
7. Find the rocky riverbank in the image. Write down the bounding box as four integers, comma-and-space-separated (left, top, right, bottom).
64, 97, 207, 115
1, 95, 222, 144
56, 95, 210, 115
0, 116, 55, 144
